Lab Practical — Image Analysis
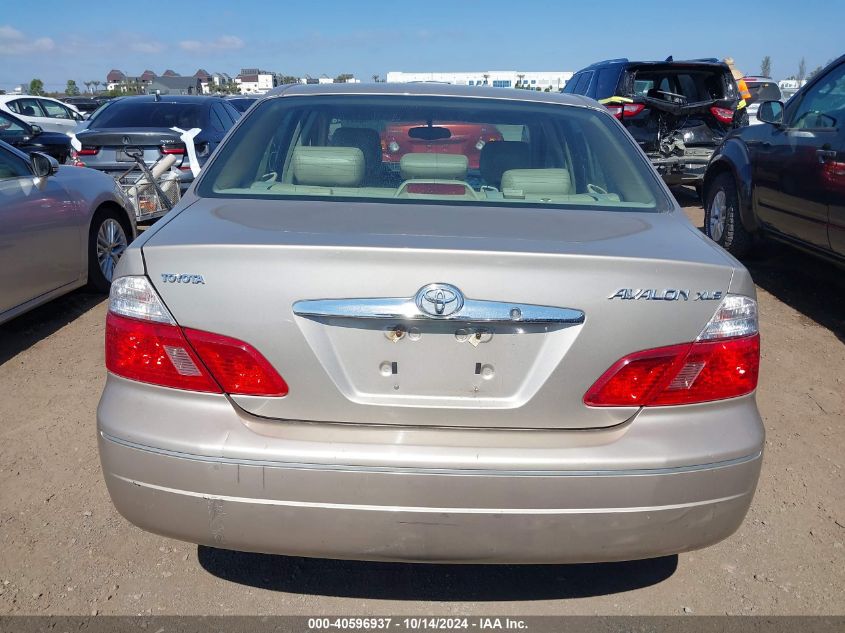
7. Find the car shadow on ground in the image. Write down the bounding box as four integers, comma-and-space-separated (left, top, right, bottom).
743, 243, 845, 344
0, 289, 105, 365
670, 186, 703, 209
197, 547, 678, 600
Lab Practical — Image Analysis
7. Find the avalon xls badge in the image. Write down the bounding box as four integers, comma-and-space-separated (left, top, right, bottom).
608, 289, 724, 301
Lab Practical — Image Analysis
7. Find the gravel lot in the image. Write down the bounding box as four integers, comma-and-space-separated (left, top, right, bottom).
1, 197, 843, 616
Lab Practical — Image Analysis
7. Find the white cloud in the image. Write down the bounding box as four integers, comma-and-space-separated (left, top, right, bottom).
179, 35, 244, 53
129, 40, 167, 54
0, 25, 55, 55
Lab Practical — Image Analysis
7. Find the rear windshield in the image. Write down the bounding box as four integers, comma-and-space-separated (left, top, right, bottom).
629, 68, 727, 103
91, 102, 204, 128
746, 81, 782, 103
198, 95, 669, 212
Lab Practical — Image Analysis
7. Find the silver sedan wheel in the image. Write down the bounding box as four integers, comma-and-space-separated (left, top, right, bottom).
96, 218, 128, 282
709, 190, 727, 242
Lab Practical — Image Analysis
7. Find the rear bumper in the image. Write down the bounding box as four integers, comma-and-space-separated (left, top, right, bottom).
98, 380, 763, 563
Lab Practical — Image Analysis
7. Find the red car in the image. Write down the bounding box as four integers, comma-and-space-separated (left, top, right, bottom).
381, 122, 503, 170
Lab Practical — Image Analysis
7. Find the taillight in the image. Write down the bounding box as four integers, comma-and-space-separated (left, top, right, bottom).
70, 147, 98, 165
623, 103, 645, 117
106, 312, 221, 393
183, 329, 288, 397
160, 144, 186, 155
605, 103, 645, 119
105, 276, 288, 396
606, 105, 623, 119
710, 106, 735, 124
584, 295, 759, 407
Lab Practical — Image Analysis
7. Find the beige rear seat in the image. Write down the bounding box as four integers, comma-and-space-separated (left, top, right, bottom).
501, 168, 572, 196
400, 153, 468, 181
292, 146, 365, 187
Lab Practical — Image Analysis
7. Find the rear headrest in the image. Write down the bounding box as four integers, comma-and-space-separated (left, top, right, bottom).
400, 153, 468, 181
501, 168, 572, 195
480, 141, 530, 188
292, 146, 365, 187
330, 127, 382, 176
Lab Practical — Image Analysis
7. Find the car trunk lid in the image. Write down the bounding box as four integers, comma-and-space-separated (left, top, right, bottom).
74, 128, 187, 170
141, 199, 735, 429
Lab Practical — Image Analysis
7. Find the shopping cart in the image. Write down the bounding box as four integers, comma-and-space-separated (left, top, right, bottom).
115, 147, 182, 222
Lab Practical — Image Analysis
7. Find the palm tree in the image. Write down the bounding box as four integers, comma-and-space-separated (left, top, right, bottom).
84, 81, 92, 94
372, 74, 380, 83
483, 73, 490, 86
93, 80, 101, 94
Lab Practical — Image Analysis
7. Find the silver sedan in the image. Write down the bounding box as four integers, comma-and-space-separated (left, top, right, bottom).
0, 141, 136, 324
98, 84, 763, 564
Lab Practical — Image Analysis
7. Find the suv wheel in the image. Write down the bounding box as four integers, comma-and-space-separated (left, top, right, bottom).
705, 172, 753, 257
88, 209, 129, 293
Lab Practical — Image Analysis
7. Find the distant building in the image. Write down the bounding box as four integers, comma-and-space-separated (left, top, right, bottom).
106, 69, 157, 92
300, 74, 361, 84
12, 84, 27, 95
206, 72, 234, 94
162, 69, 179, 77
386, 70, 573, 91
147, 75, 202, 95
235, 68, 278, 94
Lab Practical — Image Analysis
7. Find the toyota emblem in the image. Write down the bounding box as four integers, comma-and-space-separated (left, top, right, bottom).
415, 283, 464, 317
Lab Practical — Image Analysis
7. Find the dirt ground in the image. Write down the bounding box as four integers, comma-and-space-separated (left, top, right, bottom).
1, 196, 843, 616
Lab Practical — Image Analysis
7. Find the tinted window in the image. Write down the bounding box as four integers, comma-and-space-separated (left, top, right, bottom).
39, 99, 73, 119
746, 82, 781, 103
595, 68, 621, 98
209, 105, 227, 132
0, 146, 30, 179
198, 95, 668, 213
632, 70, 726, 102
789, 63, 845, 129
573, 72, 593, 95
561, 74, 579, 94
8, 98, 45, 117
211, 103, 234, 130
91, 101, 204, 128
0, 112, 29, 137
223, 102, 241, 123
228, 98, 257, 112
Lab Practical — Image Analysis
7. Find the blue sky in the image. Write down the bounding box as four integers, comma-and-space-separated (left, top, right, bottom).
1, 0, 842, 91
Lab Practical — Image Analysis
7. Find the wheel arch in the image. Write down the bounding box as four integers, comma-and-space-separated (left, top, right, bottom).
89, 199, 136, 242
703, 140, 759, 233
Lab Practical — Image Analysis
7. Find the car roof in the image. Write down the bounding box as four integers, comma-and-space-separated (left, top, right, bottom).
264, 82, 600, 109
107, 95, 220, 104
575, 58, 729, 72
0, 94, 69, 103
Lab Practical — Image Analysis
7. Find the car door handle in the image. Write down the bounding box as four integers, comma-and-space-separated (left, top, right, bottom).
817, 149, 837, 163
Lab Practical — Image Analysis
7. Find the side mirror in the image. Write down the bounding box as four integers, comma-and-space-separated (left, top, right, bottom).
30, 124, 43, 136
31, 152, 59, 178
758, 100, 785, 125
